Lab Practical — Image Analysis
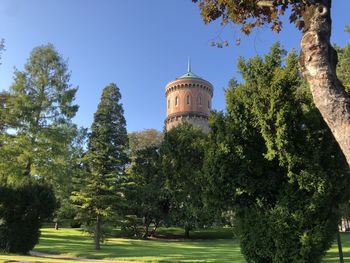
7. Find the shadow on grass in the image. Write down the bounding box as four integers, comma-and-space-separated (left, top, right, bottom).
36, 229, 350, 263
35, 228, 244, 262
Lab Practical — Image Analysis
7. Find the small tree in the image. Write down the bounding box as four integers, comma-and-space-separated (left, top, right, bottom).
72, 83, 128, 250
0, 180, 56, 254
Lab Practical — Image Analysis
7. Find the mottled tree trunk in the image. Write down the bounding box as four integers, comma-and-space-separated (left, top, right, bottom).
300, 0, 350, 166
95, 216, 101, 250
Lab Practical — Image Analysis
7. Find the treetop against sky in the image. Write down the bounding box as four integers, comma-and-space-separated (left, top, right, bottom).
0, 0, 349, 132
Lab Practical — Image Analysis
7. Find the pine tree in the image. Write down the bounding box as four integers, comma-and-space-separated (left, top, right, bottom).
72, 83, 128, 250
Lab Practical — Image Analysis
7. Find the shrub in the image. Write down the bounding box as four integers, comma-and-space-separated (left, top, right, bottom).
0, 181, 56, 254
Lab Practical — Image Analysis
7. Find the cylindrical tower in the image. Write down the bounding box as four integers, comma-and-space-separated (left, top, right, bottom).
165, 61, 214, 132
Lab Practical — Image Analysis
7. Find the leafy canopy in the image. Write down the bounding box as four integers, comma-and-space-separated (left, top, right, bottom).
206, 43, 350, 262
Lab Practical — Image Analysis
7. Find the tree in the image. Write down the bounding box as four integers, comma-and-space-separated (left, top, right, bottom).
125, 145, 169, 238
54, 127, 88, 229
161, 123, 208, 238
128, 129, 163, 158
193, 0, 350, 166
0, 181, 56, 254
336, 44, 350, 93
206, 43, 350, 262
0, 44, 78, 187
71, 83, 128, 250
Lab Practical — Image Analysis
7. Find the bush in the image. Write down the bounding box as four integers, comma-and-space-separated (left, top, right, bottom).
0, 181, 56, 254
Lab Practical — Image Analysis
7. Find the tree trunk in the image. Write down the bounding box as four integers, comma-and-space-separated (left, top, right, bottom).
185, 224, 190, 239
95, 216, 101, 250
300, 0, 350, 166
142, 219, 150, 239
150, 220, 159, 237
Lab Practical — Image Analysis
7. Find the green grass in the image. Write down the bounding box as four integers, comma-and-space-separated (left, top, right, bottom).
33, 228, 243, 262
0, 228, 350, 262
323, 233, 350, 262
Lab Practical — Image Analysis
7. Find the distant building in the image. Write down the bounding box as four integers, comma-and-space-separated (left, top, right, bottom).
164, 60, 213, 132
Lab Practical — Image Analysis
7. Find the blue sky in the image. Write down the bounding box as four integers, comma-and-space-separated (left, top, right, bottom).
0, 0, 349, 132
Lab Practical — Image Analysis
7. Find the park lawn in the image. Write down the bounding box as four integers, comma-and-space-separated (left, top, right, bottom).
34, 227, 243, 262
0, 254, 83, 263
323, 232, 350, 262
0, 228, 349, 262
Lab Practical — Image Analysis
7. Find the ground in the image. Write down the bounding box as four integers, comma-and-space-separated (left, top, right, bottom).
0, 228, 349, 262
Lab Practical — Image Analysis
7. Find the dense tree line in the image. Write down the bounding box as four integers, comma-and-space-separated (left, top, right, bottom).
1, 40, 350, 263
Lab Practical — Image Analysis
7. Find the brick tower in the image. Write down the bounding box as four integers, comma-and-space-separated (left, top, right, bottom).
165, 60, 214, 132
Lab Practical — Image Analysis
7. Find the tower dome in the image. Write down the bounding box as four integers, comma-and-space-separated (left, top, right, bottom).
165, 60, 214, 132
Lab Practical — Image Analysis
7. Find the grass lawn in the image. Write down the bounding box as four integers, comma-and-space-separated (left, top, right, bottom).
0, 228, 349, 262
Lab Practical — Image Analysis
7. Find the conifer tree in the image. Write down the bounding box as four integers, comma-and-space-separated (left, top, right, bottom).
72, 83, 128, 250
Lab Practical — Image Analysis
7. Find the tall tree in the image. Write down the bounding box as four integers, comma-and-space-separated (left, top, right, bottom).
72, 83, 128, 250
193, 0, 350, 166
126, 145, 169, 238
161, 123, 208, 238
0, 44, 78, 186
206, 43, 350, 262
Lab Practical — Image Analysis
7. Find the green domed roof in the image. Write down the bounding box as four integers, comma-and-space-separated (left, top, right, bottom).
177, 58, 202, 80
178, 71, 202, 79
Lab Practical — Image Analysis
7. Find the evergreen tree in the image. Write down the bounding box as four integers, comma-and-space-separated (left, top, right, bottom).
206, 43, 350, 262
72, 83, 128, 250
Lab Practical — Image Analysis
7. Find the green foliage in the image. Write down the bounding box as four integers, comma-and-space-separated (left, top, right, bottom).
54, 127, 88, 224
119, 215, 143, 237
345, 25, 350, 33
206, 43, 350, 262
125, 145, 170, 238
335, 44, 350, 93
71, 83, 128, 248
161, 123, 210, 237
128, 129, 163, 158
0, 181, 56, 254
192, 0, 308, 47
0, 44, 78, 189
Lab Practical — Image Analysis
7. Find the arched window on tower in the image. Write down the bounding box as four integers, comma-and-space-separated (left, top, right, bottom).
168, 99, 170, 109
186, 95, 190, 105
208, 100, 211, 109
175, 96, 179, 106
197, 95, 202, 105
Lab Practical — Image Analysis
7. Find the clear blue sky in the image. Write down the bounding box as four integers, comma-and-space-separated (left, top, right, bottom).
0, 0, 349, 132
